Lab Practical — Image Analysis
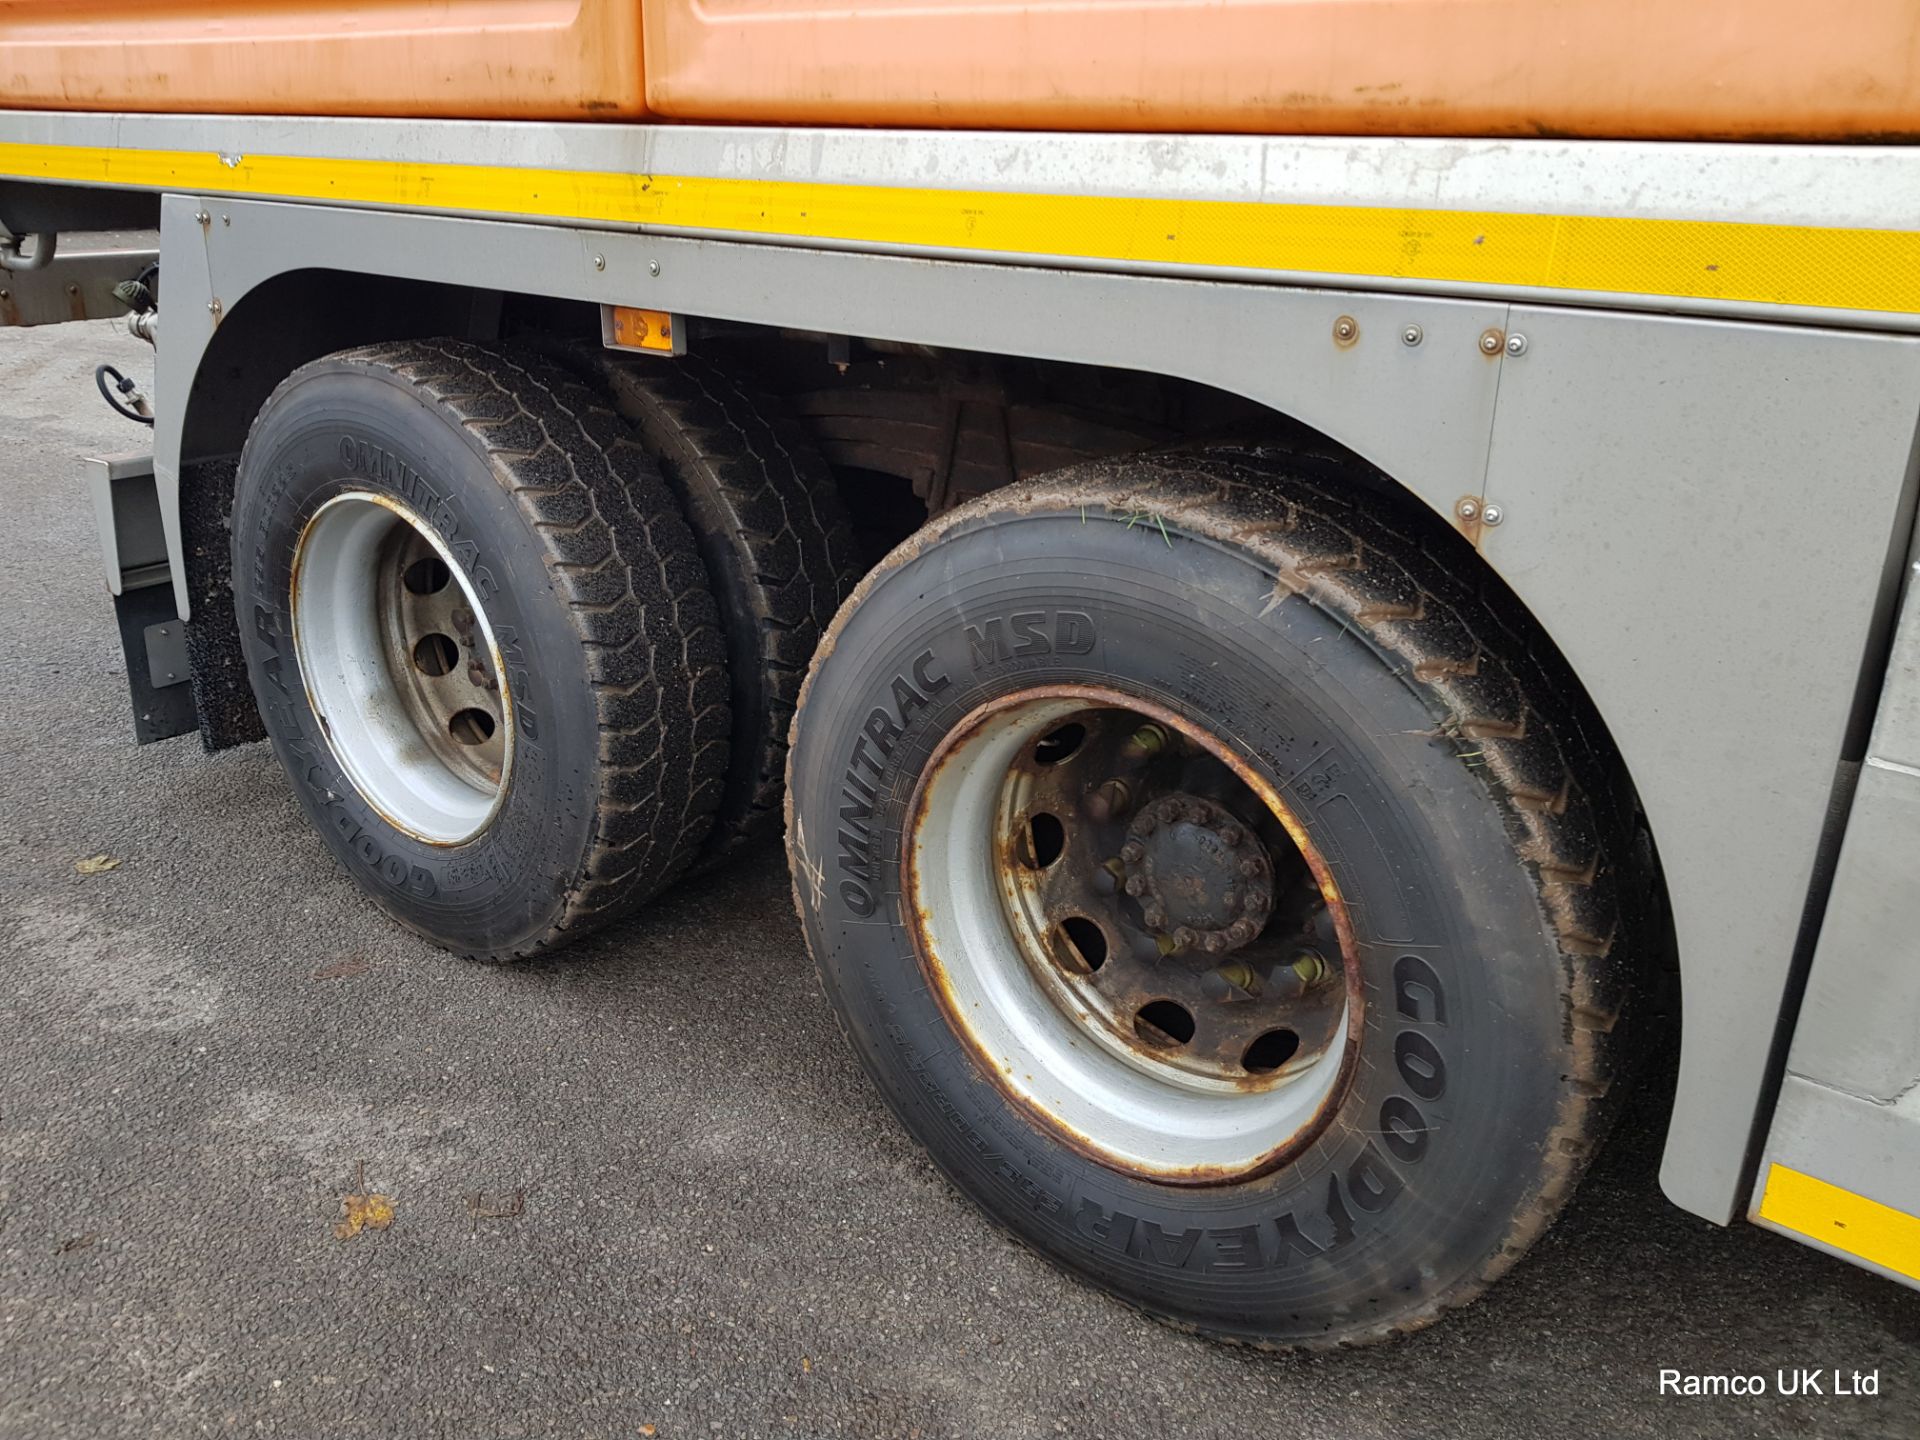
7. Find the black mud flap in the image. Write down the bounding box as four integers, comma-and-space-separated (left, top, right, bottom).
111, 583, 200, 745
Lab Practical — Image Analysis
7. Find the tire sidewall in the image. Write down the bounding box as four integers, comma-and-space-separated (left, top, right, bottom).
233, 363, 599, 953
790, 505, 1568, 1341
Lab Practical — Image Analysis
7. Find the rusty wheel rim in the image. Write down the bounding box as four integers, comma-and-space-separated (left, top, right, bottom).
290, 491, 513, 845
906, 687, 1360, 1184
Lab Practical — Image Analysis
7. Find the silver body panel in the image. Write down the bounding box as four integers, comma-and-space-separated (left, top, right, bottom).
6, 111, 1920, 1235
1753, 546, 1920, 1281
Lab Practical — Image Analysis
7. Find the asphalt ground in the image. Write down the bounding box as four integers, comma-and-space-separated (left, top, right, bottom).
2, 321, 1916, 1440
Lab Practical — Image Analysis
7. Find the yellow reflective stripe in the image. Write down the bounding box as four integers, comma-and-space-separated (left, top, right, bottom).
4, 138, 1919, 315
1758, 1162, 1920, 1281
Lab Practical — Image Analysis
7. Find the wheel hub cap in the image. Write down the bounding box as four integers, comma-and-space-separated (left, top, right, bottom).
1122, 793, 1274, 959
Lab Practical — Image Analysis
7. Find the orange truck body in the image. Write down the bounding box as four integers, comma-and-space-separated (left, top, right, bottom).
2, 0, 1918, 138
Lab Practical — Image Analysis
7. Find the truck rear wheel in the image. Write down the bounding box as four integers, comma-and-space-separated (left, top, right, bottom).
582, 354, 858, 863
232, 340, 729, 960
784, 447, 1641, 1347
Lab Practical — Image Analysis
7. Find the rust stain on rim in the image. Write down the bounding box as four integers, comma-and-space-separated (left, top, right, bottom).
903, 682, 1365, 1188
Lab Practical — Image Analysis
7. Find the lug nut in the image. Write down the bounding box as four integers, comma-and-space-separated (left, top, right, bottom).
1124, 874, 1148, 897
1120, 840, 1145, 864
1239, 858, 1264, 878
1227, 918, 1259, 945
1085, 779, 1133, 823
1201, 961, 1262, 1002
1173, 926, 1198, 950
1124, 724, 1169, 760
1143, 903, 1167, 929
1219, 824, 1244, 847
1202, 932, 1228, 955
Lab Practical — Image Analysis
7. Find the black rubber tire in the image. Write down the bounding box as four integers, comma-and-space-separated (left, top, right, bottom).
577, 353, 859, 864
784, 446, 1645, 1348
232, 340, 729, 960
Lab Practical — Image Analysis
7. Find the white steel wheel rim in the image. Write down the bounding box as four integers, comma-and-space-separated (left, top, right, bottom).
291, 490, 514, 845
907, 692, 1353, 1182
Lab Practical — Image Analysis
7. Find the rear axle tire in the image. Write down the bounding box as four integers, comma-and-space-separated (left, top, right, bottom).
578, 353, 858, 864
784, 446, 1644, 1347
232, 340, 729, 960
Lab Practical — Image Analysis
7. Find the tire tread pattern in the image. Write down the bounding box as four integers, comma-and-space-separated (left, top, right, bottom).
571, 352, 858, 862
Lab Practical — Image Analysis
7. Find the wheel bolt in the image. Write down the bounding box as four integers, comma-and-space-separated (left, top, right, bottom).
1085, 779, 1133, 823
1173, 926, 1198, 950
1124, 874, 1148, 897
1227, 918, 1258, 945
1220, 824, 1244, 847
1123, 724, 1169, 760
1143, 903, 1166, 929
1239, 858, 1264, 878
1202, 932, 1228, 954
1205, 960, 1262, 1000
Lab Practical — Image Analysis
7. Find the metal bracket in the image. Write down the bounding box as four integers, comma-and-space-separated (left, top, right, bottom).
143, 619, 189, 689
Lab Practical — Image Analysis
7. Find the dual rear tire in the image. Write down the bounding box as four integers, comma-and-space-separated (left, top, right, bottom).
232, 340, 850, 958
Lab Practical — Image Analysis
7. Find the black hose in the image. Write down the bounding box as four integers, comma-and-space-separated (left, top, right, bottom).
95, 363, 153, 426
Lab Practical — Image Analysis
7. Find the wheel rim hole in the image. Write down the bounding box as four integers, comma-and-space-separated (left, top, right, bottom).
1054, 916, 1108, 973
1134, 999, 1196, 1048
1033, 723, 1087, 765
1241, 1028, 1300, 1074
402, 556, 452, 595
411, 632, 460, 677
449, 708, 495, 746
1025, 812, 1065, 868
